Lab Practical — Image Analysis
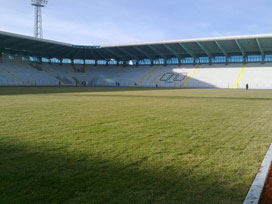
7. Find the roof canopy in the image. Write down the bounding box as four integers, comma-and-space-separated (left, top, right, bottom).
1, 31, 272, 61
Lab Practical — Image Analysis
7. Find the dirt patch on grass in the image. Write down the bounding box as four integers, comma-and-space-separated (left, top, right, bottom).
259, 163, 272, 204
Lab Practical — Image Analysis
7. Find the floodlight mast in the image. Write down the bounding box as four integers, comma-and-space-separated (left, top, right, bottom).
31, 0, 48, 38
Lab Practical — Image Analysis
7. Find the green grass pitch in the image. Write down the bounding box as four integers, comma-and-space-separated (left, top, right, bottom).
1, 87, 272, 204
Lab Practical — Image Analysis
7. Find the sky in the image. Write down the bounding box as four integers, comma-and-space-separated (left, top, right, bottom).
1, 0, 272, 45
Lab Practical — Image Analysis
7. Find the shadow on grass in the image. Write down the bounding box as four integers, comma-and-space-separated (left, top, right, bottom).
0, 140, 247, 204
67, 93, 272, 101
0, 87, 161, 96
2, 87, 272, 102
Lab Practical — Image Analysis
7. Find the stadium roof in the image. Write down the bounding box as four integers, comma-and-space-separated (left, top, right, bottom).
1, 30, 272, 61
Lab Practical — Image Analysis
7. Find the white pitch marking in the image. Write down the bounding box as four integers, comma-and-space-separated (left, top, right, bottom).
243, 143, 272, 204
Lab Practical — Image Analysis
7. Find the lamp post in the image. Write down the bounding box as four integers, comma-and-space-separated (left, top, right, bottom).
31, 0, 48, 38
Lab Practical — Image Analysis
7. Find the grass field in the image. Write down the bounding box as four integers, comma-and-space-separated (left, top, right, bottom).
1, 87, 272, 204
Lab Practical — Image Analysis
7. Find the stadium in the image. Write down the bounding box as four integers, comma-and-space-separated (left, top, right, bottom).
1, 1, 272, 204
2, 31, 272, 89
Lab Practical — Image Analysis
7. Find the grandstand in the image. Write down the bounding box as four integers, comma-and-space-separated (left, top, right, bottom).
1, 31, 272, 89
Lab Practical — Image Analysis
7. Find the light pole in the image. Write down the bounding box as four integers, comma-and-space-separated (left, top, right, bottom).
31, 0, 48, 38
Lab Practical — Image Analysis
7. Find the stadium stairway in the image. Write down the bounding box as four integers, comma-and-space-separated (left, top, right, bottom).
0, 66, 23, 85
234, 64, 247, 88
29, 63, 66, 85
103, 67, 127, 86
66, 73, 79, 85
137, 67, 159, 86
239, 63, 272, 89
71, 64, 85, 73
29, 63, 43, 71
71, 64, 77, 72
133, 65, 205, 88
184, 64, 243, 88
39, 64, 74, 86
65, 65, 122, 86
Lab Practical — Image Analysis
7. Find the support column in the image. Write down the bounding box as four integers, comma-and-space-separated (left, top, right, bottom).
243, 56, 247, 64
178, 58, 181, 66
71, 59, 75, 72
60, 59, 63, 66
261, 55, 265, 64
209, 57, 212, 66
37, 57, 41, 64
151, 60, 154, 67
94, 60, 97, 66
164, 58, 167, 66
193, 58, 196, 66
123, 61, 127, 67
136, 60, 139, 67
83, 59, 86, 72
106, 60, 109, 66
225, 57, 229, 65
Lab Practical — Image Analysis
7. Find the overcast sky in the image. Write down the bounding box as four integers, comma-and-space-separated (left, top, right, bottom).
1, 0, 272, 45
